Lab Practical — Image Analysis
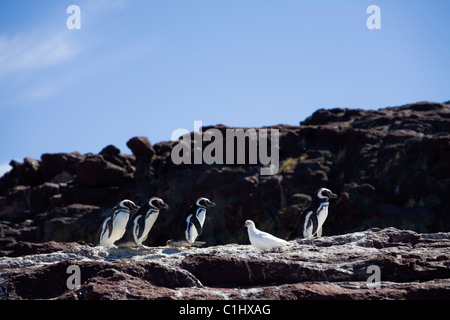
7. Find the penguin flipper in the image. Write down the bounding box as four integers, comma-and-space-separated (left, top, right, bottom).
310, 213, 319, 237
106, 214, 115, 239
286, 201, 313, 240
186, 221, 198, 244
98, 215, 114, 245
134, 216, 145, 240
191, 216, 203, 236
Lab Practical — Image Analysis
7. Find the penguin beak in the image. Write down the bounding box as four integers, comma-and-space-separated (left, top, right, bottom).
208, 201, 216, 207
161, 203, 169, 209
330, 192, 338, 199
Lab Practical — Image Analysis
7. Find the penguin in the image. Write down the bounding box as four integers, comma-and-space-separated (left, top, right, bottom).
245, 220, 288, 250
166, 197, 216, 247
115, 197, 169, 248
287, 188, 338, 240
98, 199, 139, 246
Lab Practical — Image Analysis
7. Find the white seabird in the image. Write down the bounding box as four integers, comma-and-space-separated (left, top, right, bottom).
244, 220, 288, 250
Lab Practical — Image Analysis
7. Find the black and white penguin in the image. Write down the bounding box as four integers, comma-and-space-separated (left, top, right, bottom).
287, 188, 338, 240
115, 197, 169, 248
166, 197, 216, 247
98, 199, 139, 246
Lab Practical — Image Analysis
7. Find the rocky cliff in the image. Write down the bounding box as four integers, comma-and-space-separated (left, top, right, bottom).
0, 101, 449, 247
1, 101, 450, 300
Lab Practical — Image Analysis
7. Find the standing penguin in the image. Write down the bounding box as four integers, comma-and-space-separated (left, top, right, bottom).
98, 199, 139, 246
166, 197, 216, 247
115, 197, 169, 248
287, 188, 338, 240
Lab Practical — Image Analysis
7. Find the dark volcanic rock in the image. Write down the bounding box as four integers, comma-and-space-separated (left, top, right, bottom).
40, 152, 85, 180
99, 145, 136, 174
37, 204, 103, 243
100, 145, 121, 156
8, 158, 42, 188
29, 182, 60, 214
75, 155, 133, 187
0, 101, 449, 248
126, 136, 155, 157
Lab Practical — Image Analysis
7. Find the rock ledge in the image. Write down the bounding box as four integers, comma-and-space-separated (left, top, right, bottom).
1, 227, 449, 300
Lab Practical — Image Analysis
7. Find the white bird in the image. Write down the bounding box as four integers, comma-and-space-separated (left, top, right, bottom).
244, 220, 288, 250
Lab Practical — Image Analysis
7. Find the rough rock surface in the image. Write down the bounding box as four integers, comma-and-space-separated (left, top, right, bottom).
0, 101, 449, 248
0, 227, 449, 300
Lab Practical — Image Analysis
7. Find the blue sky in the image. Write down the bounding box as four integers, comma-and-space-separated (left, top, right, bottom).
0, 0, 449, 176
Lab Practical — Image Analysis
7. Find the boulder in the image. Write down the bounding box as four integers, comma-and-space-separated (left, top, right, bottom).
40, 152, 85, 179
126, 137, 155, 157
99, 145, 121, 156
8, 158, 42, 187
99, 145, 136, 174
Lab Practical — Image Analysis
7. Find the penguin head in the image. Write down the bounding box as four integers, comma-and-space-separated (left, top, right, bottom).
244, 220, 255, 228
119, 200, 139, 211
196, 197, 216, 208
317, 188, 338, 200
149, 197, 169, 210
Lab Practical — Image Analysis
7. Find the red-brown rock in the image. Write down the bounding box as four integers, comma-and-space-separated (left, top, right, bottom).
126, 137, 155, 157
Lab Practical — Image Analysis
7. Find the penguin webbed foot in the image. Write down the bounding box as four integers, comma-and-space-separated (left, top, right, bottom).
190, 241, 206, 247
137, 244, 153, 251
166, 239, 189, 248
166, 239, 205, 248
